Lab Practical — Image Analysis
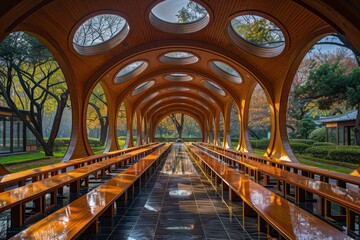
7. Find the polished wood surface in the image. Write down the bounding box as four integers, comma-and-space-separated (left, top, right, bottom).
0, 143, 162, 226
186, 144, 352, 240
199, 142, 360, 189
196, 143, 360, 208
11, 143, 172, 240
0, 143, 157, 192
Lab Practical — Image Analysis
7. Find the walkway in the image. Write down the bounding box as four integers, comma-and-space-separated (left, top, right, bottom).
80, 143, 259, 240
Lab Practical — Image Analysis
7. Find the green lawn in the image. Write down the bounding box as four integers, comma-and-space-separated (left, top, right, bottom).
298, 159, 353, 174
0, 151, 63, 165
9, 159, 62, 173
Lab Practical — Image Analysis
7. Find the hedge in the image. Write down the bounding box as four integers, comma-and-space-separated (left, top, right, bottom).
313, 142, 336, 146
305, 145, 360, 164
289, 142, 311, 154
250, 139, 269, 150
289, 139, 316, 145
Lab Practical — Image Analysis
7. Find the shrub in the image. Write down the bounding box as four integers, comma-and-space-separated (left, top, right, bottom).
250, 138, 269, 150
328, 148, 360, 163
289, 142, 311, 154
290, 139, 315, 145
88, 138, 102, 147
308, 127, 326, 142
305, 146, 331, 158
305, 145, 360, 164
313, 142, 336, 146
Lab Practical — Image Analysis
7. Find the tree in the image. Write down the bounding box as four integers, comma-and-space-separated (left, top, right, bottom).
298, 118, 316, 139
183, 116, 201, 138
231, 15, 284, 47
0, 32, 69, 156
248, 84, 271, 139
73, 14, 125, 46
87, 84, 108, 146
176, 2, 207, 23
170, 113, 184, 138
296, 61, 360, 145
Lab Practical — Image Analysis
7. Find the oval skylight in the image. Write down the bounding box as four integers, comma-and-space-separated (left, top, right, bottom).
228, 14, 285, 57
141, 92, 159, 104
167, 87, 190, 91
198, 91, 215, 103
210, 61, 242, 84
203, 80, 226, 96
164, 52, 194, 58
131, 80, 155, 96
165, 73, 193, 81
160, 51, 198, 65
115, 61, 148, 83
73, 14, 129, 55
150, 0, 209, 34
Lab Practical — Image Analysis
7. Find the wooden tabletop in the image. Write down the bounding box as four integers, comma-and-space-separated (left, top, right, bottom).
198, 143, 360, 187
11, 143, 172, 240
188, 145, 352, 240
197, 144, 360, 212
0, 144, 162, 212
0, 143, 157, 190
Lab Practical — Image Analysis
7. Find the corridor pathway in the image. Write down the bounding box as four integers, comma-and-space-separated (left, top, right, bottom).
82, 143, 259, 240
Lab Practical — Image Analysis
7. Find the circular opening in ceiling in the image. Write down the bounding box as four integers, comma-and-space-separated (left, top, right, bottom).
209, 61, 242, 84
73, 13, 129, 55
198, 91, 215, 103
228, 14, 286, 57
167, 87, 190, 91
115, 61, 148, 84
131, 80, 155, 96
165, 73, 193, 81
160, 51, 198, 65
141, 92, 159, 104
150, 0, 209, 34
203, 80, 226, 96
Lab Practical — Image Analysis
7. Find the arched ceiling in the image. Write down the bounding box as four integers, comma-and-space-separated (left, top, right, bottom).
1, 0, 359, 130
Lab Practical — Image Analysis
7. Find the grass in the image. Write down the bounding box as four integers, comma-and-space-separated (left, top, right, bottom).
249, 148, 355, 174
9, 159, 62, 173
0, 151, 63, 165
297, 159, 353, 174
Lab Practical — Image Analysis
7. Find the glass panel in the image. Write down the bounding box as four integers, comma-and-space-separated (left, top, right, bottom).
73, 14, 126, 46
213, 61, 240, 77
164, 51, 194, 58
151, 0, 207, 24
231, 15, 285, 48
117, 61, 145, 77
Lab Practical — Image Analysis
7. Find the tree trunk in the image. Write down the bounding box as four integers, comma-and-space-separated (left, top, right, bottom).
99, 116, 108, 146
0, 82, 54, 155
47, 91, 69, 151
170, 114, 184, 138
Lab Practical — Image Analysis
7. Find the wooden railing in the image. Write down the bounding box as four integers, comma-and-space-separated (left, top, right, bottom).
0, 143, 163, 227
0, 142, 158, 192
198, 142, 360, 192
10, 143, 172, 240
194, 142, 360, 237
186, 143, 352, 239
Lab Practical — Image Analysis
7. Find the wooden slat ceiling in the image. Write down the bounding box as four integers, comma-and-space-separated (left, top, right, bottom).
1, 0, 359, 123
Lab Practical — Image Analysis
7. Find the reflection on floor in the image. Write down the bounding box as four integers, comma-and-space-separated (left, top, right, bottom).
79, 143, 260, 240
0, 143, 262, 239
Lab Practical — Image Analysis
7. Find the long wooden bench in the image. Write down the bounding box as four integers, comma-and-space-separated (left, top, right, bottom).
0, 143, 163, 227
194, 143, 360, 237
0, 143, 157, 192
10, 143, 172, 240
186, 144, 352, 239
198, 142, 360, 192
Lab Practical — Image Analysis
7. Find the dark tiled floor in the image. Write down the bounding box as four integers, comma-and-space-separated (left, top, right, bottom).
82, 143, 262, 240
